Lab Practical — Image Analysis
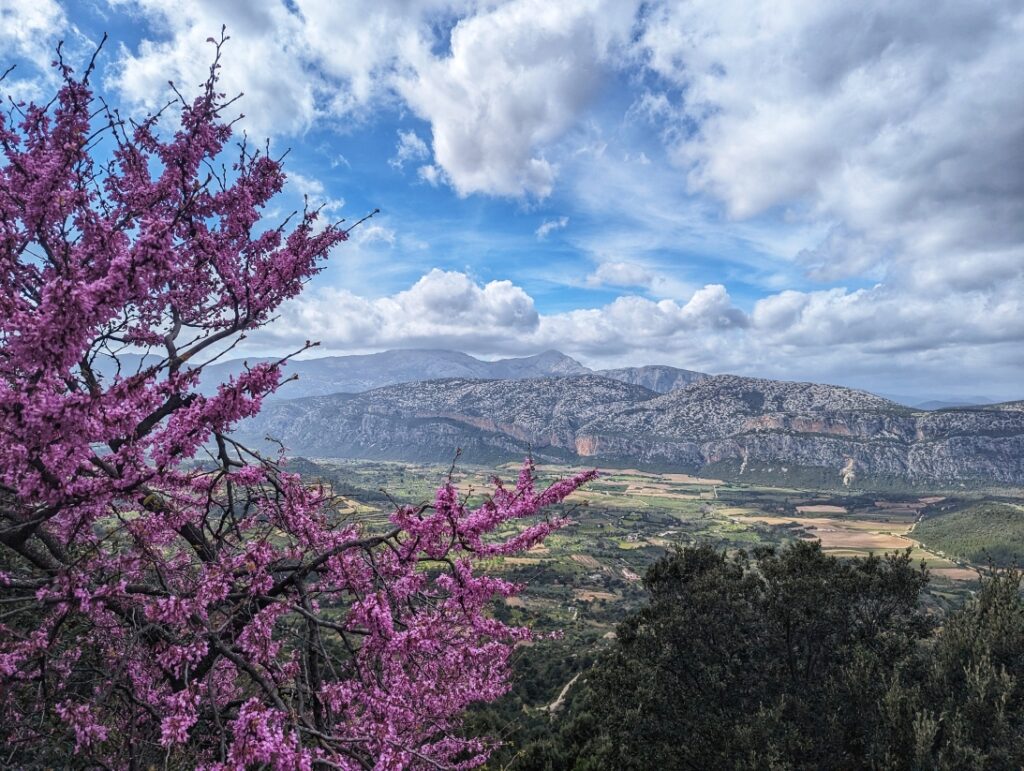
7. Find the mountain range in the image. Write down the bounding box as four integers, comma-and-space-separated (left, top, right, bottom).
197, 349, 706, 399
231, 355, 1024, 488
97, 348, 984, 409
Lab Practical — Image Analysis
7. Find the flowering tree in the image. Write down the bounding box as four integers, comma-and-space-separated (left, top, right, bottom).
0, 40, 594, 769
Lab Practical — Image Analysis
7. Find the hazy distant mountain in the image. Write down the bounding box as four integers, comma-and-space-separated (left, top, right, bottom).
199, 350, 707, 397
596, 365, 707, 393
197, 349, 590, 398
89, 353, 161, 380
94, 349, 714, 398
483, 349, 590, 379
879, 392, 999, 410
236, 374, 1024, 487
914, 397, 1000, 411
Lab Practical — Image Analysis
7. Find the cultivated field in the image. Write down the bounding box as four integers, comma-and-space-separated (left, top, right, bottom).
301, 459, 1022, 626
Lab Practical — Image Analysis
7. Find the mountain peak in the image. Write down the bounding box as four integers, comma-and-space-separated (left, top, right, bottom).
486, 350, 590, 378
597, 364, 708, 393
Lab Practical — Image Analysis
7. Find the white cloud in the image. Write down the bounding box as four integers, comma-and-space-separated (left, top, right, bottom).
795, 227, 891, 282
0, 0, 67, 69
389, 129, 429, 170
16, 1, 1022, 398
0, 0, 73, 100
352, 224, 396, 247
752, 280, 1024, 352
103, 0, 471, 135
262, 269, 540, 351
104, 0, 633, 197
535, 216, 569, 239
245, 267, 1024, 400
582, 258, 694, 301
106, 0, 317, 137
100, 0, 1024, 249
286, 0, 465, 116
585, 261, 656, 290
255, 268, 747, 359
540, 284, 748, 356
396, 0, 641, 197
417, 164, 443, 186
635, 0, 1024, 287
287, 171, 345, 220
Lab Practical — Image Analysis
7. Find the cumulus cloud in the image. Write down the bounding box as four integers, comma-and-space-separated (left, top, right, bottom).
100, 0, 1024, 239
1, 0, 67, 68
255, 269, 747, 360
103, 0, 638, 198
752, 280, 1024, 353
535, 216, 569, 239
396, 0, 640, 197
103, 0, 472, 135
284, 0, 464, 115
14, 1, 1023, 397
106, 0, 317, 137
262, 269, 540, 351
540, 284, 748, 356
246, 266, 1024, 399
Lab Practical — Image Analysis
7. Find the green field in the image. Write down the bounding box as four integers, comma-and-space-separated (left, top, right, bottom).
301, 458, 1023, 623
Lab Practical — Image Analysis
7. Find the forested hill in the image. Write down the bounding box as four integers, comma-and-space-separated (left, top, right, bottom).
236, 373, 1024, 488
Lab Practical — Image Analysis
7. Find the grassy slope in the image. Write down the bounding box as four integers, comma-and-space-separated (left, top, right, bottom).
914, 501, 1024, 567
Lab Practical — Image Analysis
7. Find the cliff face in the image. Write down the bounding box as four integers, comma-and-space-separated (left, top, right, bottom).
236, 375, 1024, 487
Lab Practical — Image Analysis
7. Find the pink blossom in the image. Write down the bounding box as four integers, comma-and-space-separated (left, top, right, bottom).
55, 702, 108, 751
0, 41, 595, 770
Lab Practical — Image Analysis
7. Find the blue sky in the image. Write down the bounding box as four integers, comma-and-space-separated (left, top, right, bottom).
4, 0, 1023, 400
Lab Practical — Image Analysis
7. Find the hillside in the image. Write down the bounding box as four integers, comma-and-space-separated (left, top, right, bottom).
236, 374, 1024, 487
914, 501, 1024, 566
238, 375, 654, 464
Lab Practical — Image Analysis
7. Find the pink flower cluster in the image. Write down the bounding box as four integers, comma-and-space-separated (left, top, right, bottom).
0, 40, 595, 769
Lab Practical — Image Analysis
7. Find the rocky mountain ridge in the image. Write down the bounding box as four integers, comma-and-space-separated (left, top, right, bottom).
235, 374, 1024, 488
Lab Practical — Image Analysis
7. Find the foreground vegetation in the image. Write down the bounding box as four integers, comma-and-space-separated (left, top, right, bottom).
523, 542, 1024, 770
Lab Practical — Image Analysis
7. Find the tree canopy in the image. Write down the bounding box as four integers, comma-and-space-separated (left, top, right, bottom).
523, 542, 1024, 770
